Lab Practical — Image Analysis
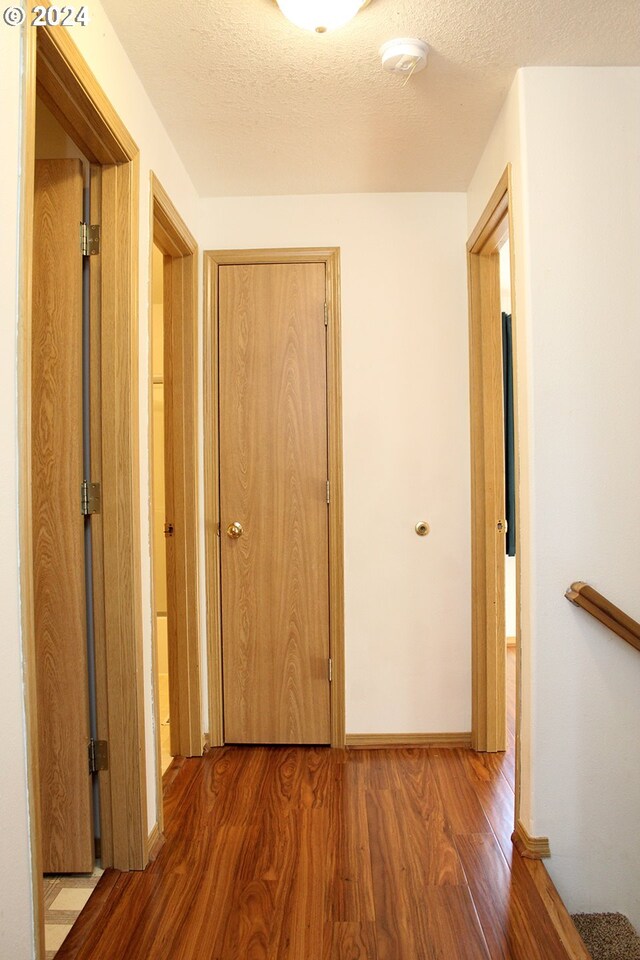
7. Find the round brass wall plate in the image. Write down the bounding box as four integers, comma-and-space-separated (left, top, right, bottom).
415, 521, 430, 537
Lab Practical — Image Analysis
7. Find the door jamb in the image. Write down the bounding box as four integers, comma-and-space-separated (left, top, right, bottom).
203, 248, 345, 747
149, 175, 202, 837
467, 166, 522, 817
19, 18, 147, 956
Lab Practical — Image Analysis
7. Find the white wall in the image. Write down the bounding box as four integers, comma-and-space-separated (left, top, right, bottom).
198, 193, 471, 734
1, 7, 202, 954
469, 67, 640, 927
521, 67, 640, 927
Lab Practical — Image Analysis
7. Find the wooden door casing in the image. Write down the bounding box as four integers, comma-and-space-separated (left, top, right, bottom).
219, 262, 331, 744
32, 159, 94, 873
467, 168, 513, 755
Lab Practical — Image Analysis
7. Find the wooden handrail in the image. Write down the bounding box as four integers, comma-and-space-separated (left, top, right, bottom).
565, 581, 640, 653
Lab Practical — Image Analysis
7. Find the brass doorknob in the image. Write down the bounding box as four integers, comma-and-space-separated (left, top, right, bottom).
226, 521, 244, 539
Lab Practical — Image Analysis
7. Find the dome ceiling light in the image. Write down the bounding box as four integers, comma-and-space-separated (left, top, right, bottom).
275, 0, 370, 34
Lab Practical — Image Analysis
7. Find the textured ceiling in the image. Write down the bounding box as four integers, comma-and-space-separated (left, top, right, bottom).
101, 0, 640, 196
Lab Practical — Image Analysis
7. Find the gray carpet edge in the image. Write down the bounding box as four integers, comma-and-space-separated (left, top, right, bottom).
571, 912, 640, 960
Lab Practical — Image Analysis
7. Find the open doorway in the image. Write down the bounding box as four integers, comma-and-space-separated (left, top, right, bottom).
32, 95, 106, 959
148, 175, 201, 838
467, 164, 521, 790
151, 243, 172, 775
467, 168, 516, 757
467, 166, 545, 855
500, 239, 518, 761
20, 22, 148, 959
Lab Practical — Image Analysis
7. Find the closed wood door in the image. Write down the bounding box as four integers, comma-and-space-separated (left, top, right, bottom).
32, 159, 94, 872
219, 262, 330, 744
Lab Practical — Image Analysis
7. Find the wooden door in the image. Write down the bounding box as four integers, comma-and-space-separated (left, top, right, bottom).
219, 262, 331, 744
32, 159, 94, 872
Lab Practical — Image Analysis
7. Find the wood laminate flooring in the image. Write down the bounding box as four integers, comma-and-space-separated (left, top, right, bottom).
55, 651, 578, 959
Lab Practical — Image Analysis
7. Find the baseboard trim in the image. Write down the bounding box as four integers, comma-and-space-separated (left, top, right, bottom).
345, 732, 472, 749
202, 732, 211, 754
512, 819, 551, 859
147, 823, 165, 862
523, 859, 591, 958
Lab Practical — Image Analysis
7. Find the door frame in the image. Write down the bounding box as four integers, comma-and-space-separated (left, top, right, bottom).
19, 17, 147, 956
203, 248, 345, 747
467, 166, 521, 801
149, 175, 202, 832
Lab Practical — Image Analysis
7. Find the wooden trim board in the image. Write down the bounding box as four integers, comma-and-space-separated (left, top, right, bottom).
468, 181, 508, 754
467, 165, 522, 774
20, 21, 147, 956
146, 823, 165, 862
35, 19, 137, 164
149, 174, 201, 841
346, 733, 473, 748
203, 248, 345, 747
512, 819, 551, 859
524, 858, 591, 959
203, 258, 223, 747
18, 21, 44, 960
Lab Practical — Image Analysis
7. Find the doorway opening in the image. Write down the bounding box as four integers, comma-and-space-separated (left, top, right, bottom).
149, 175, 201, 839
467, 166, 520, 792
151, 242, 172, 775
20, 22, 147, 959
32, 97, 106, 959
500, 239, 518, 762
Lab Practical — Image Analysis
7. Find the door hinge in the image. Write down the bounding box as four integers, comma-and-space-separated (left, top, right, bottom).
81, 480, 101, 515
326, 480, 330, 504
88, 739, 108, 774
328, 658, 333, 682
80, 222, 100, 256
324, 302, 328, 326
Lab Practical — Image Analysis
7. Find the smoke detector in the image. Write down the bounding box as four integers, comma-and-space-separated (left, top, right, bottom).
380, 38, 429, 77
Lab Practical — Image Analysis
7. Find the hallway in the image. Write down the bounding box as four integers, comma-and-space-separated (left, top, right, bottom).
53, 653, 581, 960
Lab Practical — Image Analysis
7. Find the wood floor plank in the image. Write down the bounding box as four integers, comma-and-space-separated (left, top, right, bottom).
366, 787, 436, 960
421, 886, 490, 960
457, 750, 516, 862
269, 809, 329, 960
429, 749, 495, 837
324, 922, 379, 960
326, 758, 376, 922
391, 769, 466, 887
455, 833, 518, 960
228, 879, 275, 960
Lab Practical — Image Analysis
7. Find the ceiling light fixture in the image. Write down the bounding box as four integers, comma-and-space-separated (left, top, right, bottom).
275, 0, 369, 34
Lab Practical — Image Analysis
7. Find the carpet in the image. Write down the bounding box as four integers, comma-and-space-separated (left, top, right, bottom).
572, 913, 640, 960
